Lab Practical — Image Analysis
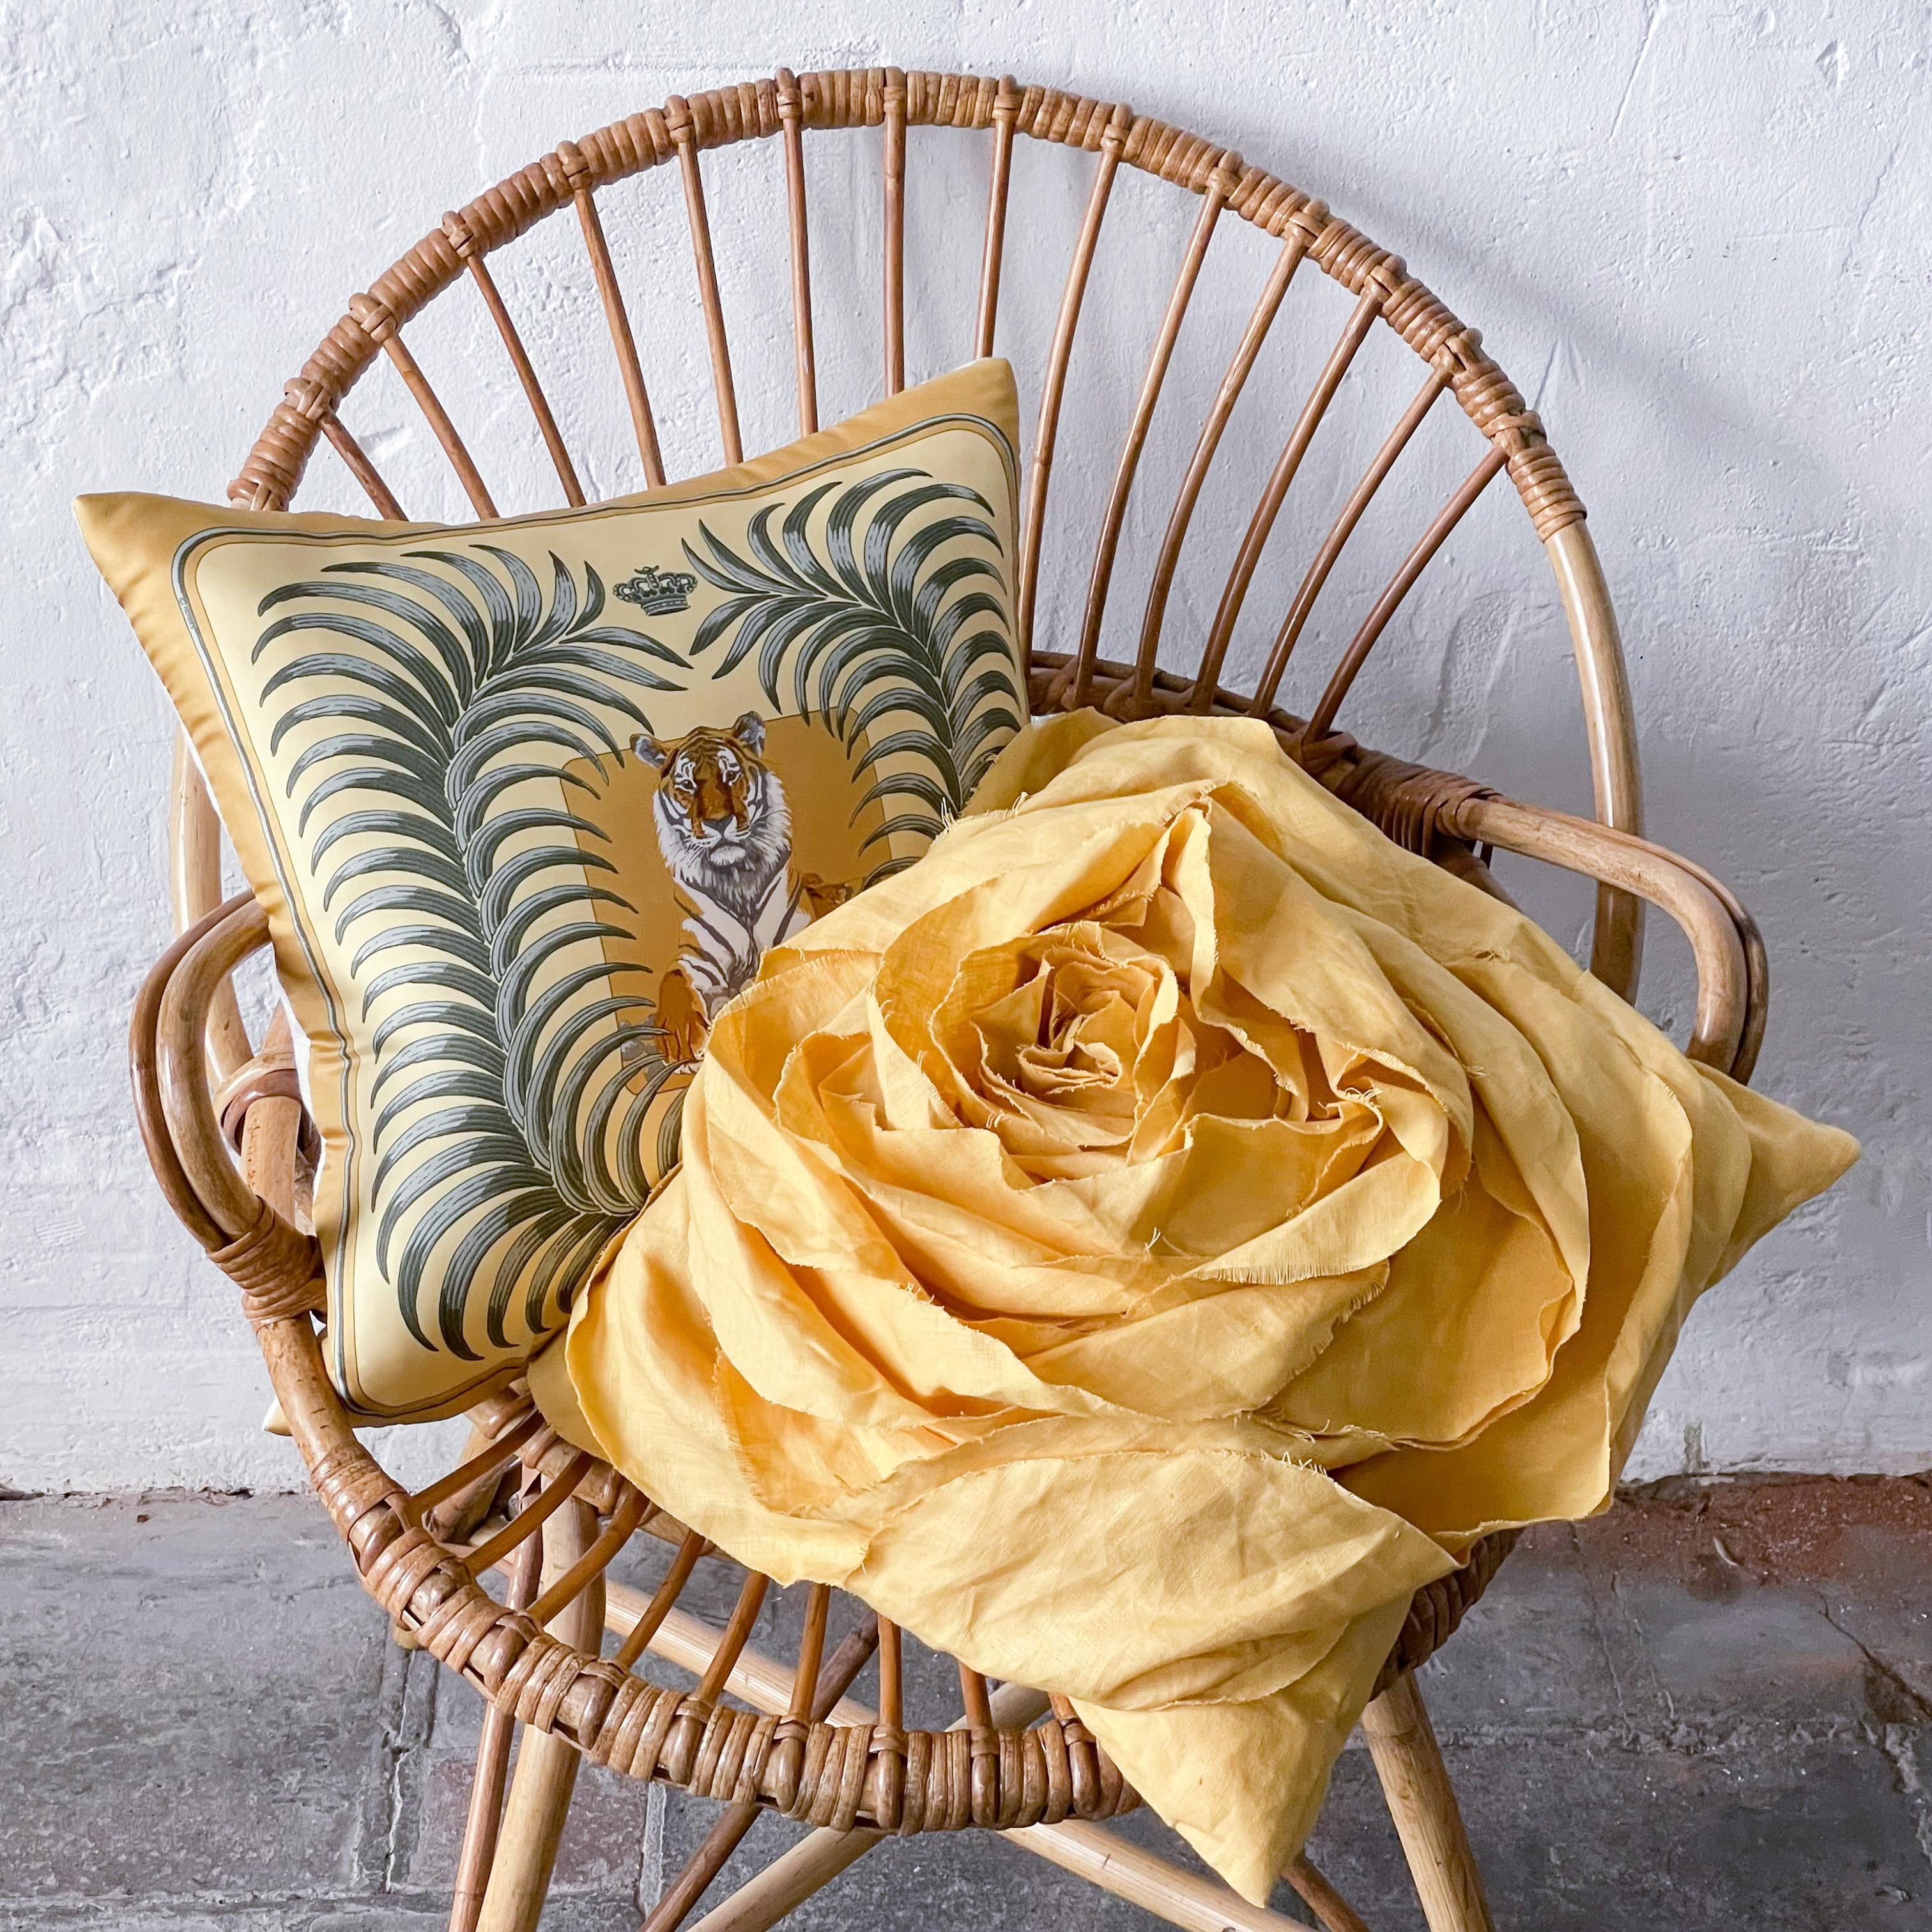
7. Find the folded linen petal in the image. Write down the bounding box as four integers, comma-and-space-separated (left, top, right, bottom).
545, 710, 1857, 1903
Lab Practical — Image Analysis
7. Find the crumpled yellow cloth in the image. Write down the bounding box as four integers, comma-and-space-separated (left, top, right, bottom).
539, 711, 1857, 1902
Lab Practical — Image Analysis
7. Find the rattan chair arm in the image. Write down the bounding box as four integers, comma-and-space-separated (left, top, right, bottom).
152, 897, 279, 1239
1453, 793, 1757, 1077
129, 894, 256, 1250
1544, 816, 1769, 1083
130, 894, 326, 1319
1028, 650, 1762, 1082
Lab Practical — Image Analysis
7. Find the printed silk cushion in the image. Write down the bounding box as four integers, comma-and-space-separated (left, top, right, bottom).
80, 361, 1027, 1422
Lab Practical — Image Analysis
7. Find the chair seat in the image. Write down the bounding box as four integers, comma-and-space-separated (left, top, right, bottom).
142, 677, 1545, 1843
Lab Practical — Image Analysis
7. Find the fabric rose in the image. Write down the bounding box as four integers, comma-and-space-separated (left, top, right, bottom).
538, 712, 1856, 1901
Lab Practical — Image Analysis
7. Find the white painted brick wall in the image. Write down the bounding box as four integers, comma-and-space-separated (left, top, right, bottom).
4, 1, 1924, 1491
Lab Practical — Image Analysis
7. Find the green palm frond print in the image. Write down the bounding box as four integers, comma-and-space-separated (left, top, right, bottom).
681, 470, 1023, 882
256, 547, 689, 1361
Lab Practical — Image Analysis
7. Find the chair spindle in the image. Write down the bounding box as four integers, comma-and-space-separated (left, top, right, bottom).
405, 1409, 542, 1529
882, 69, 908, 395
958, 1662, 993, 1729
1193, 283, 1383, 705
774, 70, 819, 436
1249, 367, 1448, 710
1018, 102, 1133, 660
444, 210, 586, 508
790, 1583, 831, 1719
1071, 151, 1238, 705
658, 1564, 774, 1786
1137, 229, 1311, 702
876, 1615, 903, 1730
321, 415, 406, 519
348, 294, 498, 519
460, 1451, 591, 1580
974, 77, 1022, 358
694, 1569, 772, 1708
1296, 444, 1506, 733
560, 141, 666, 488
523, 1483, 650, 1628
448, 1519, 544, 1932
668, 100, 744, 466
610, 1526, 709, 1672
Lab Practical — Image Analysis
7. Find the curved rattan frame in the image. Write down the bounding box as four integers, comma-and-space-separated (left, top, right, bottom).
137, 66, 1773, 1932
215, 68, 1652, 991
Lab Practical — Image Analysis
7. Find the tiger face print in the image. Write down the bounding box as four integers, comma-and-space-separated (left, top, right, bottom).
652, 720, 755, 837
632, 712, 795, 924
635, 712, 779, 880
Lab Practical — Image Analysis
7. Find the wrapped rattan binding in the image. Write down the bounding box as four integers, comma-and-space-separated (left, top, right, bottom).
207, 1191, 325, 1326
1309, 736, 1501, 861
214, 1048, 321, 1164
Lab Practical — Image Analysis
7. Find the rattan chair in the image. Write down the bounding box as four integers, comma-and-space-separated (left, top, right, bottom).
128, 67, 1766, 1932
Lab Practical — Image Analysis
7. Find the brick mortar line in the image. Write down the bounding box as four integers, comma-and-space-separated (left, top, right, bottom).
1424, 1713, 1929, 1752
0, 1880, 643, 1917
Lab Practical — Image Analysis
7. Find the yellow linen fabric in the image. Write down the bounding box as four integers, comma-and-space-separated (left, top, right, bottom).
544, 710, 1857, 1902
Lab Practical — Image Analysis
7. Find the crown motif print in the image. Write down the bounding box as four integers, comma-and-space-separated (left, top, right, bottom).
615, 564, 698, 615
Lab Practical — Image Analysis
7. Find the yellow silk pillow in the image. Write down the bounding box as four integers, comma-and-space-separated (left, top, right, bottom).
80, 361, 1026, 1422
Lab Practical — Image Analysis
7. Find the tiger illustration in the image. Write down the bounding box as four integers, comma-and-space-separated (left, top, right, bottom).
632, 713, 849, 1061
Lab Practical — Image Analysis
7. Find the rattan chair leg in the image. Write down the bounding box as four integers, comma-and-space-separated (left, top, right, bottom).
641, 1609, 878, 1932
475, 1499, 605, 1932
451, 1702, 519, 1932
1360, 1672, 1495, 1932
682, 1683, 1050, 1932
471, 1718, 579, 1932
689, 1809, 1317, 1932
1285, 1853, 1372, 1932
683, 1825, 873, 1932
449, 1529, 545, 1932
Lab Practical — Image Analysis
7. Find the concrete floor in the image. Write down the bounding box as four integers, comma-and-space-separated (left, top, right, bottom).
1, 1475, 1927, 1932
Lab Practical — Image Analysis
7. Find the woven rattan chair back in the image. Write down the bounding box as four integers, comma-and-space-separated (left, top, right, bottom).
135, 68, 1768, 1932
